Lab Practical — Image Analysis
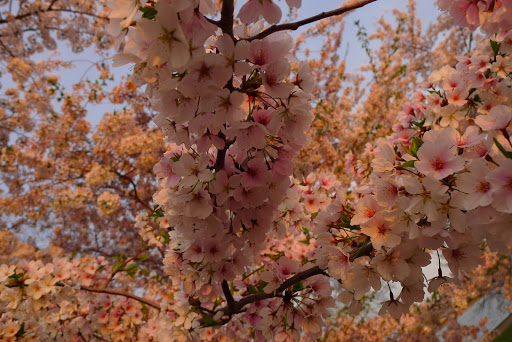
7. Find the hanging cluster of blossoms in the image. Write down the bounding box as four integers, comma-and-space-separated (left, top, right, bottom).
328, 0, 512, 319
108, 0, 326, 339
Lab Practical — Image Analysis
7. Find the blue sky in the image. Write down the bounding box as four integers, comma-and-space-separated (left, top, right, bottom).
26, 0, 440, 126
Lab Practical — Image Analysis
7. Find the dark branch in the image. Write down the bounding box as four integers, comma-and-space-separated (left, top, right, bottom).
211, 134, 235, 171
235, 265, 326, 310
7, 282, 160, 310
219, 0, 234, 37
113, 170, 152, 211
246, 0, 379, 41
221, 280, 235, 314
0, 7, 108, 25
80, 285, 160, 310
203, 242, 373, 326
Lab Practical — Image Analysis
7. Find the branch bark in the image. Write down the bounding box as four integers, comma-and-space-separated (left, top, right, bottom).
246, 0, 379, 41
203, 243, 374, 326
219, 0, 234, 37
80, 285, 160, 310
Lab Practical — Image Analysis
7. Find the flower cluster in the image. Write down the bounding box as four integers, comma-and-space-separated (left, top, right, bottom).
101, 0, 512, 339
108, 0, 325, 338
0, 250, 160, 341
316, 5, 512, 319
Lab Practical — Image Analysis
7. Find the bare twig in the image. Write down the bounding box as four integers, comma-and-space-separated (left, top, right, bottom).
246, 0, 379, 41
80, 285, 160, 310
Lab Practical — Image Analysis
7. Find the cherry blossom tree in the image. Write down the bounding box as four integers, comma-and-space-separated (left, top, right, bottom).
2, 0, 512, 341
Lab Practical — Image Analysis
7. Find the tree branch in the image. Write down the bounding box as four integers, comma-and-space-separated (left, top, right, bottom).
211, 134, 235, 171
7, 282, 160, 310
113, 170, 153, 211
204, 242, 374, 326
219, 0, 234, 37
246, 0, 379, 41
79, 285, 160, 310
0, 7, 108, 25
235, 265, 326, 310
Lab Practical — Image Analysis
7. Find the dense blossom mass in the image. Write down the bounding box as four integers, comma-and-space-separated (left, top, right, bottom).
1, 0, 512, 341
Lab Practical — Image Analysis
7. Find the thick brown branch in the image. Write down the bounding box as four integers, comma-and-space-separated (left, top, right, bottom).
235, 266, 326, 310
246, 0, 379, 41
210, 133, 234, 171
80, 286, 160, 310
219, 0, 234, 37
206, 242, 374, 326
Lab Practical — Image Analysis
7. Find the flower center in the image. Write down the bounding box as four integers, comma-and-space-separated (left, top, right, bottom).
432, 157, 445, 171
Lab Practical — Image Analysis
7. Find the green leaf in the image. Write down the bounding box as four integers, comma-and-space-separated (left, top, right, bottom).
259, 281, 269, 292
411, 119, 426, 128
491, 40, 501, 57
112, 262, 124, 273
409, 137, 424, 158
298, 227, 311, 245
157, 232, 170, 244
400, 143, 412, 157
8, 270, 24, 281
247, 284, 259, 294
292, 281, 304, 292
16, 322, 25, 338
493, 137, 512, 159
125, 263, 138, 278
401, 160, 416, 168
141, 305, 149, 316
200, 316, 220, 327
138, 254, 149, 261
140, 6, 158, 19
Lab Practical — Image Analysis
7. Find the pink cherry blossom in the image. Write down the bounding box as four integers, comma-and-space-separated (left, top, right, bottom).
416, 139, 465, 179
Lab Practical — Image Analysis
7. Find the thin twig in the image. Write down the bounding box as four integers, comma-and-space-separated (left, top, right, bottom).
80, 285, 160, 310
246, 0, 379, 41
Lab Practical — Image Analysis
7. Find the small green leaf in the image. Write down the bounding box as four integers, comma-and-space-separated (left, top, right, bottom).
493, 137, 512, 159
491, 40, 501, 57
16, 322, 25, 337
138, 254, 149, 261
125, 263, 138, 278
157, 232, 170, 244
140, 6, 158, 19
259, 281, 268, 291
112, 262, 124, 273
292, 281, 304, 292
141, 305, 149, 316
410, 137, 424, 158
247, 284, 259, 294
400, 143, 412, 157
8, 270, 24, 281
401, 160, 416, 168
200, 316, 220, 327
